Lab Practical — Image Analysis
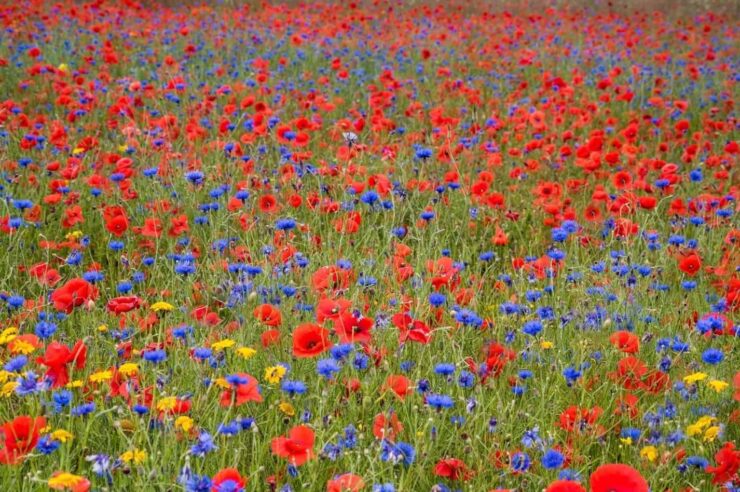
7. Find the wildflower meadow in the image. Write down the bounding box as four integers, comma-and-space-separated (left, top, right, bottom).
0, 1, 737, 491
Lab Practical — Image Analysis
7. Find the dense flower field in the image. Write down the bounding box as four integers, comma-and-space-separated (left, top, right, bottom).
0, 0, 737, 490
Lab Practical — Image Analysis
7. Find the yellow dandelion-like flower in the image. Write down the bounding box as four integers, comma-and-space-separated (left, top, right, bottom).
264, 365, 287, 384
57, 63, 69, 73
9, 339, 36, 355
118, 363, 139, 377
640, 446, 658, 462
687, 415, 715, 437
72, 148, 85, 155
540, 340, 554, 350
620, 437, 633, 446
214, 377, 230, 389
156, 396, 177, 412
89, 370, 113, 383
707, 380, 728, 393
211, 339, 236, 351
48, 472, 85, 489
65, 231, 83, 241
51, 429, 74, 443
97, 324, 108, 333
703, 426, 721, 442
66, 380, 84, 389
0, 370, 14, 384
0, 327, 18, 345
279, 401, 295, 416
120, 449, 147, 464
236, 346, 257, 359
1, 381, 19, 397
175, 416, 194, 433
683, 372, 708, 385
150, 301, 174, 312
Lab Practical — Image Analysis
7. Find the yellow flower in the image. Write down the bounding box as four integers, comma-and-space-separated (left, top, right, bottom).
0, 327, 18, 345
703, 426, 721, 442
707, 380, 728, 393
687, 416, 715, 436
211, 339, 235, 351
264, 365, 287, 384
151, 301, 174, 312
9, 339, 36, 355
120, 449, 147, 464
540, 340, 554, 350
58, 63, 69, 73
156, 397, 177, 412
640, 445, 658, 462
72, 148, 85, 155
89, 370, 113, 383
279, 401, 295, 416
65, 231, 83, 241
118, 145, 129, 153
683, 372, 708, 385
0, 370, 14, 383
66, 380, 84, 389
1, 381, 18, 397
97, 324, 108, 333
41, 425, 53, 434
48, 472, 85, 489
236, 346, 257, 359
175, 416, 194, 433
51, 429, 74, 443
214, 378, 230, 389
118, 363, 139, 377
620, 437, 633, 445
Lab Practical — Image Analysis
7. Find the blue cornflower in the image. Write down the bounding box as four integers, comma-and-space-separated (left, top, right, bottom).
542, 449, 565, 469
426, 393, 454, 410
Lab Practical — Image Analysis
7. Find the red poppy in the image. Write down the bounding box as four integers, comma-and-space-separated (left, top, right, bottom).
219, 373, 263, 407
557, 406, 603, 433
383, 374, 411, 400
107, 296, 143, 314
434, 458, 473, 481
609, 331, 640, 353
28, 262, 61, 287
678, 253, 702, 277
372, 411, 403, 441
333, 312, 373, 344
103, 206, 128, 236
168, 214, 189, 237
50, 278, 99, 313
139, 217, 162, 238
391, 313, 431, 344
545, 481, 586, 492
326, 473, 365, 492
271, 425, 315, 466
292, 323, 333, 358
258, 194, 279, 213
261, 329, 281, 348
589, 464, 648, 492
0, 416, 46, 464
706, 442, 739, 485
253, 304, 282, 327
316, 298, 352, 323
36, 340, 87, 388
211, 468, 246, 492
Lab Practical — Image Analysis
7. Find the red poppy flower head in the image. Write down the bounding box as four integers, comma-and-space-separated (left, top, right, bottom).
292, 323, 333, 358
545, 481, 587, 492
589, 463, 649, 492
211, 468, 246, 492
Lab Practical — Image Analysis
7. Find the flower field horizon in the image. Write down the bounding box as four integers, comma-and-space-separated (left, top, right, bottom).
0, 1, 737, 491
